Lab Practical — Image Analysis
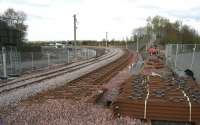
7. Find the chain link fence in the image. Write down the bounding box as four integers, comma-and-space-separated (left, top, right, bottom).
165, 44, 200, 82
0, 46, 98, 78
112, 41, 149, 60
0, 52, 3, 77
112, 41, 147, 52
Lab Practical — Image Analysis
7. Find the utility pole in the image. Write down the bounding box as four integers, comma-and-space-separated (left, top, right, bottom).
73, 14, 77, 46
106, 32, 108, 47
73, 14, 77, 59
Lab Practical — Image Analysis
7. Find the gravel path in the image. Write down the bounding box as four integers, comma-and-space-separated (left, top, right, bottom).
1, 99, 143, 125
98, 51, 138, 105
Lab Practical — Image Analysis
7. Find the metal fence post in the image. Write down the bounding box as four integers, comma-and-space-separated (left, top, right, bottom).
2, 47, 7, 78
9, 47, 13, 74
137, 38, 139, 53
74, 47, 76, 61
76, 48, 79, 60
190, 44, 196, 69
47, 53, 50, 68
87, 48, 89, 60
146, 44, 148, 51
67, 49, 70, 63
65, 48, 67, 63
175, 44, 179, 69
31, 52, 34, 70
85, 49, 87, 60
80, 49, 83, 60
165, 45, 168, 65
18, 52, 22, 75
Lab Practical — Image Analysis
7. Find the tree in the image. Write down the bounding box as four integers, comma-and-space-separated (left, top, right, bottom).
131, 15, 200, 46
0, 8, 27, 49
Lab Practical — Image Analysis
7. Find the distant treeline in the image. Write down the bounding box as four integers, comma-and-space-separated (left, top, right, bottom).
80, 40, 135, 46
132, 15, 200, 45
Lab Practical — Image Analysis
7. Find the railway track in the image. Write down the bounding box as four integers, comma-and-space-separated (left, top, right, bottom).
24, 49, 132, 103
0, 48, 120, 95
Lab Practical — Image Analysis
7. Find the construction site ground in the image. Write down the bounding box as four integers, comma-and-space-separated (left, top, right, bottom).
1, 49, 200, 125
113, 52, 200, 125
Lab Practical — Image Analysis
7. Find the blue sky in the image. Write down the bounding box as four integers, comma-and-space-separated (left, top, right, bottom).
1, 0, 200, 41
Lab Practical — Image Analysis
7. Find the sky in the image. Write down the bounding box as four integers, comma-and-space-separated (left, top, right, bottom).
1, 0, 200, 41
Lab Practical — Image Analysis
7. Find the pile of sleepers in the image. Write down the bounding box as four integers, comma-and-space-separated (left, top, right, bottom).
145, 57, 164, 69
113, 75, 200, 124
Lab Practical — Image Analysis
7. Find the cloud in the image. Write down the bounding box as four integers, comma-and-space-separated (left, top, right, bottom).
0, 0, 200, 40
1, 0, 53, 7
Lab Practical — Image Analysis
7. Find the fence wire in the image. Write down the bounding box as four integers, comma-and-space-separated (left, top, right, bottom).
0, 47, 98, 78
112, 41, 149, 60
0, 52, 3, 76
165, 44, 200, 82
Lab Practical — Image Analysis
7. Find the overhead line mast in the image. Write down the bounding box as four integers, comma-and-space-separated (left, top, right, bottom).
73, 14, 77, 46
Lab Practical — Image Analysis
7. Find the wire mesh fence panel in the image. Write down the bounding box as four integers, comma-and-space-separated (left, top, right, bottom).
0, 46, 103, 78
166, 44, 200, 82
165, 44, 174, 68
20, 52, 34, 72
0, 52, 3, 76
20, 52, 47, 72
5, 47, 20, 76
32, 52, 49, 69
111, 41, 148, 61
177, 45, 194, 70
83, 48, 89, 60
42, 47, 67, 66
77, 49, 84, 60
87, 49, 96, 59
127, 42, 137, 51
69, 48, 76, 63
